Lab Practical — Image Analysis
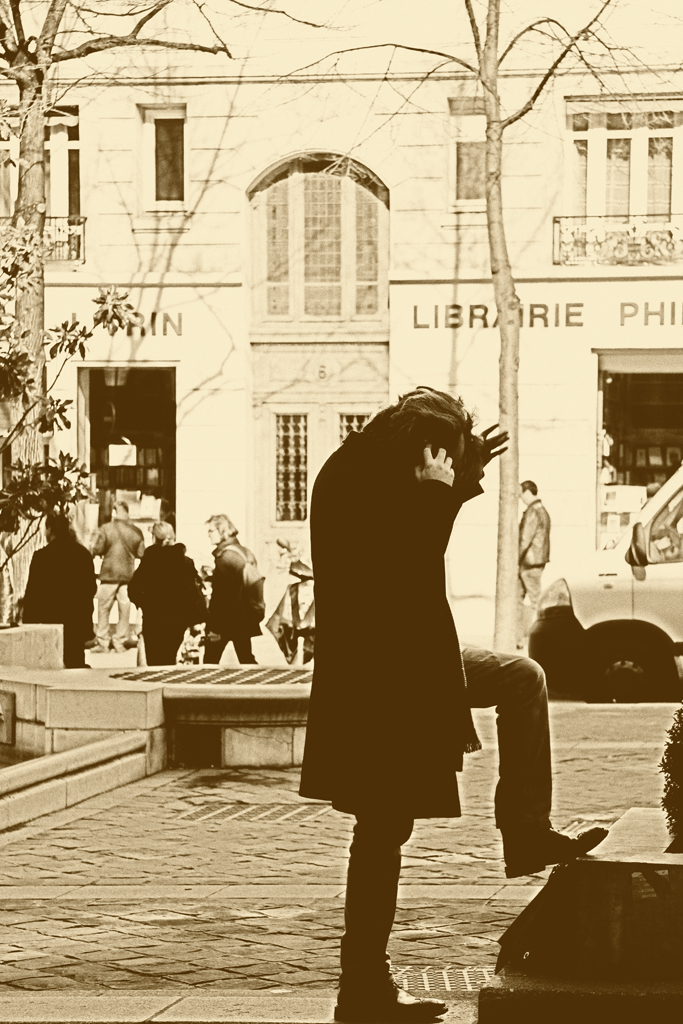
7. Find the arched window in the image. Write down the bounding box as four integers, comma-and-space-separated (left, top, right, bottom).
249, 154, 389, 323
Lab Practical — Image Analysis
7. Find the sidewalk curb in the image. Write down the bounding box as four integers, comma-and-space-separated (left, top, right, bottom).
0, 992, 478, 1023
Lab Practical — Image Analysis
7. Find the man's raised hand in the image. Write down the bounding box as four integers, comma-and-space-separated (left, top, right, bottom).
479, 424, 509, 465
415, 446, 454, 487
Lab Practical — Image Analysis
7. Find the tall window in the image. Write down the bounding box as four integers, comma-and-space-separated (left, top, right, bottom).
254, 155, 388, 322
606, 138, 631, 218
570, 108, 680, 220
455, 141, 486, 202
276, 414, 307, 521
448, 99, 486, 211
142, 107, 186, 211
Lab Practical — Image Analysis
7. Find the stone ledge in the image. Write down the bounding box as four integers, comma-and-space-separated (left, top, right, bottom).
0, 750, 148, 832
479, 968, 683, 1024
0, 730, 148, 797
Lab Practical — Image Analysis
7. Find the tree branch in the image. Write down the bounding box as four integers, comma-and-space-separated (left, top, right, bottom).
0, 1, 18, 55
282, 42, 477, 81
38, 0, 69, 66
52, 33, 231, 62
501, 0, 615, 130
463, 0, 482, 64
8, 0, 25, 49
498, 18, 569, 66
222, 0, 324, 29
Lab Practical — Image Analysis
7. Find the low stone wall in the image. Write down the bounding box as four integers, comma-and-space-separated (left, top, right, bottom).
0, 664, 312, 776
0, 666, 166, 772
163, 682, 310, 767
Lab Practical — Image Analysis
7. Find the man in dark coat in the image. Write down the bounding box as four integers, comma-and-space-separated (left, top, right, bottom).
204, 514, 264, 665
299, 388, 607, 1023
23, 515, 97, 668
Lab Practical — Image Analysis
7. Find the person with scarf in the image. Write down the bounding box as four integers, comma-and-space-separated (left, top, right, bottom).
299, 387, 607, 1023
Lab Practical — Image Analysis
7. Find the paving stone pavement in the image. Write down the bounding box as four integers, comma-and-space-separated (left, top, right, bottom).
0, 703, 675, 1004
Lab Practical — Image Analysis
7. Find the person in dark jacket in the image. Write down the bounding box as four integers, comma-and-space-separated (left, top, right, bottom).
23, 515, 96, 669
299, 388, 607, 1023
128, 521, 206, 666
204, 514, 263, 665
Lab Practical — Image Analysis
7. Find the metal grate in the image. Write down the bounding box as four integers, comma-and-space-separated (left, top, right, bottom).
394, 966, 496, 994
178, 802, 331, 823
304, 174, 342, 316
276, 413, 308, 522
267, 178, 290, 315
110, 666, 311, 685
339, 413, 370, 443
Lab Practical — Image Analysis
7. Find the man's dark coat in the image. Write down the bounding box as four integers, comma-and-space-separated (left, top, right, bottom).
207, 539, 262, 640
299, 430, 481, 819
23, 536, 96, 667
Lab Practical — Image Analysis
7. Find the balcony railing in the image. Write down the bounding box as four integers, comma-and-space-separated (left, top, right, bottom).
0, 216, 85, 262
553, 215, 683, 266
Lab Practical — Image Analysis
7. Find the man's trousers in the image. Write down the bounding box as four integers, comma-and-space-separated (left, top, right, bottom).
339, 647, 551, 993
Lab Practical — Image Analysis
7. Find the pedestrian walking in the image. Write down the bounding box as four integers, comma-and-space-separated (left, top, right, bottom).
518, 480, 551, 648
128, 521, 206, 666
91, 500, 145, 653
22, 515, 97, 668
204, 514, 265, 665
299, 388, 607, 1023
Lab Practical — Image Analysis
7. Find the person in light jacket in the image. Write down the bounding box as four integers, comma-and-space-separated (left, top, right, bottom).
518, 480, 551, 647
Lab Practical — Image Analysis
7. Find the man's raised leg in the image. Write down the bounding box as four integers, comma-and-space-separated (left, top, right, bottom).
463, 647, 607, 876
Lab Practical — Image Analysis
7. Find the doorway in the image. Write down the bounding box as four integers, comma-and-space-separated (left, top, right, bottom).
84, 367, 176, 533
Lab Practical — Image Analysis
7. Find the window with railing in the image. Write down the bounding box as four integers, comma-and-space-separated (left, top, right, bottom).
276, 414, 308, 521
569, 107, 680, 220
252, 154, 388, 324
557, 105, 683, 264
339, 413, 370, 443
0, 106, 83, 260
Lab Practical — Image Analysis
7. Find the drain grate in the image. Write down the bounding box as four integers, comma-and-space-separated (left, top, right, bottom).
178, 802, 332, 823
394, 966, 496, 994
111, 666, 312, 685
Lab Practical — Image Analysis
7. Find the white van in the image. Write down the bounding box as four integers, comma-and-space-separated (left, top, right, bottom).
528, 466, 683, 702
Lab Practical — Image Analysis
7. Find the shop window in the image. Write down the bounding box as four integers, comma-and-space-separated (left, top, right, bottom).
649, 489, 683, 563
141, 107, 186, 211
570, 108, 681, 220
339, 413, 370, 443
276, 414, 307, 521
251, 154, 388, 323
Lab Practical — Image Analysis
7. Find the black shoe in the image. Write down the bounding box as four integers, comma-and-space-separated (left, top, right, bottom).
504, 825, 609, 878
335, 985, 447, 1023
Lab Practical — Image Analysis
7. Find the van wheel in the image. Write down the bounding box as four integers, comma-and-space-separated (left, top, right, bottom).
585, 622, 680, 702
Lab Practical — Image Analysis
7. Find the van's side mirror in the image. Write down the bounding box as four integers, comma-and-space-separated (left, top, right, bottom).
626, 522, 648, 567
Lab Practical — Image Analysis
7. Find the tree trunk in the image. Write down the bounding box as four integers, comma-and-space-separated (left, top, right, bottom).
482, 1, 521, 654
11, 73, 47, 594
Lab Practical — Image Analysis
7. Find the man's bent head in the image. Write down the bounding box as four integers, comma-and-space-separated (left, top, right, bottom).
363, 386, 481, 481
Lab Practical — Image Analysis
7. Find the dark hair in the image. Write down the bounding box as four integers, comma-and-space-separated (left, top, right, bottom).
521, 480, 538, 496
115, 500, 129, 514
363, 386, 481, 476
45, 514, 71, 541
